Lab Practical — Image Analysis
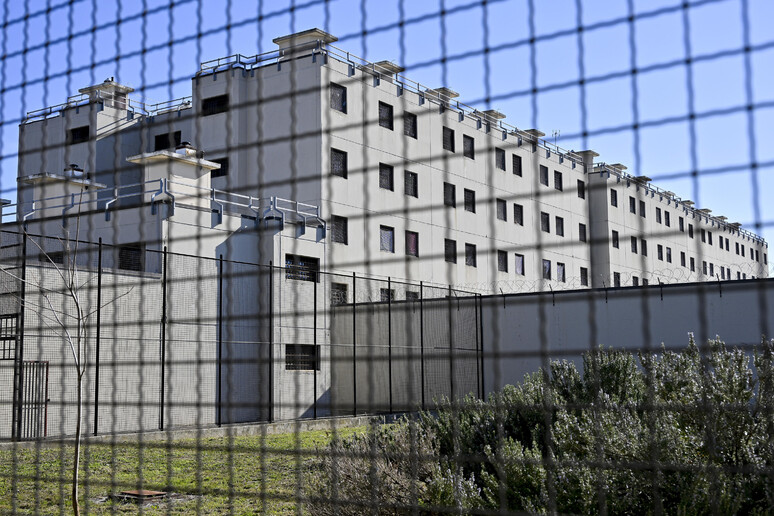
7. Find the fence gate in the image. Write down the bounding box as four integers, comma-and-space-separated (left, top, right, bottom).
19, 361, 49, 440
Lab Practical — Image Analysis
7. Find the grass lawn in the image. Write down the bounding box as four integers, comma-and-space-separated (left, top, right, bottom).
0, 426, 363, 515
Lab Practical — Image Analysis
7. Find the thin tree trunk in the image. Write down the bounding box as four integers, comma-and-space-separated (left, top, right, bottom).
73, 369, 82, 516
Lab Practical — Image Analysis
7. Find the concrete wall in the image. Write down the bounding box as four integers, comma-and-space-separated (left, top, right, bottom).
480, 278, 774, 394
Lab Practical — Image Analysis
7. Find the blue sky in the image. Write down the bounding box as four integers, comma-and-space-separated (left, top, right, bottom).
1, 0, 772, 259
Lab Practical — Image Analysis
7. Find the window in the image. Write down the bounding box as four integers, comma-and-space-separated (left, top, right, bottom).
721, 267, 725, 280
515, 254, 525, 276
541, 212, 550, 233
701, 229, 706, 242
330, 83, 347, 113
201, 94, 229, 116
444, 182, 456, 207
633, 276, 639, 287
379, 163, 394, 191
726, 239, 730, 251
709, 263, 714, 277
404, 170, 418, 197
629, 196, 637, 214
557, 262, 566, 283
631, 236, 638, 254
513, 154, 522, 176
443, 126, 455, 152
610, 189, 618, 207
154, 131, 181, 151
612, 230, 619, 249
765, 253, 768, 265
330, 215, 348, 244
405, 231, 419, 257
331, 283, 348, 305
666, 247, 672, 263
657, 244, 664, 261
656, 207, 662, 224
285, 254, 320, 282
708, 231, 713, 245
665, 211, 671, 227
639, 200, 646, 217
496, 199, 507, 221
514, 204, 524, 225
378, 101, 394, 130
577, 180, 585, 199
444, 239, 457, 263
285, 344, 319, 371
690, 257, 695, 272
331, 148, 348, 178
579, 223, 587, 242
405, 291, 420, 301
643, 279, 649, 286
580, 267, 588, 286
555, 216, 564, 237
495, 148, 506, 170
756, 249, 760, 262
679, 217, 685, 232
380, 288, 395, 302
67, 125, 90, 145
736, 242, 740, 255
718, 236, 723, 249
554, 171, 563, 191
750, 246, 754, 259
540, 165, 549, 186
542, 259, 552, 280
118, 245, 144, 272
403, 112, 417, 138
689, 224, 694, 238
465, 244, 477, 267
681, 251, 686, 267
211, 157, 229, 178
641, 239, 648, 256
497, 250, 508, 272
380, 226, 395, 253
614, 272, 621, 287
464, 189, 476, 213
463, 135, 475, 159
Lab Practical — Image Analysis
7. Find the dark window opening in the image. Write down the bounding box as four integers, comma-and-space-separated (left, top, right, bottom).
330, 83, 347, 113
463, 135, 475, 159
443, 127, 455, 152
118, 245, 144, 272
285, 254, 320, 282
201, 94, 229, 116
378, 101, 394, 130
285, 344, 319, 371
67, 125, 90, 145
464, 189, 476, 213
154, 131, 182, 151
513, 154, 522, 176
404, 170, 418, 197
405, 230, 419, 257
404, 112, 417, 138
495, 148, 506, 170
443, 182, 456, 207
444, 239, 457, 263
379, 163, 394, 191
331, 148, 348, 178
465, 243, 477, 267
211, 157, 229, 178
330, 215, 348, 244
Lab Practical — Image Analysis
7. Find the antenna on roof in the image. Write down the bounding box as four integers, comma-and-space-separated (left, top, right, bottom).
552, 130, 560, 145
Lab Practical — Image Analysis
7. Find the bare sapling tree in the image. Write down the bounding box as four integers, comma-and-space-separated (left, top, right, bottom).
1, 187, 133, 516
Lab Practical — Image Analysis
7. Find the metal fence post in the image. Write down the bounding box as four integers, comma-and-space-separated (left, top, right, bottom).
13, 234, 27, 440
352, 271, 357, 416
94, 238, 102, 435
268, 261, 274, 423
479, 293, 485, 399
160, 245, 168, 430
217, 254, 223, 426
420, 281, 425, 411
448, 285, 454, 401
388, 277, 392, 414
313, 275, 318, 419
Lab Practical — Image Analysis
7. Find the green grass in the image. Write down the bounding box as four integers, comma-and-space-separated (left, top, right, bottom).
0, 426, 363, 515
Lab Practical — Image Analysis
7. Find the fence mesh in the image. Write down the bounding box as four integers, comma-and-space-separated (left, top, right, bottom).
1, 0, 773, 514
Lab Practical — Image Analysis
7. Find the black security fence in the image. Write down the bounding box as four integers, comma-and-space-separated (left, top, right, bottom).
0, 229, 481, 440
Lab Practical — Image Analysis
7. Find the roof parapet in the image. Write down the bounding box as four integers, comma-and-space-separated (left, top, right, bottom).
273, 28, 337, 50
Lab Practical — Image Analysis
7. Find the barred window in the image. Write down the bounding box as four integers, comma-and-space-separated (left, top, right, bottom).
497, 250, 508, 272
405, 291, 420, 301
443, 126, 455, 152
679, 216, 685, 232
380, 288, 395, 302
666, 247, 672, 263
611, 189, 618, 207
496, 199, 507, 221
641, 239, 648, 256
665, 211, 671, 227
631, 236, 638, 254
541, 212, 550, 233
580, 267, 589, 286
542, 259, 552, 280
404, 112, 417, 138
557, 262, 566, 283
658, 244, 664, 261
579, 223, 587, 242
612, 230, 619, 249
285, 344, 319, 371
201, 94, 229, 116
577, 180, 585, 199
379, 163, 394, 191
633, 276, 639, 287
404, 170, 418, 197
118, 245, 144, 272
444, 239, 457, 263
691, 257, 696, 272
464, 189, 476, 213
331, 148, 348, 178
378, 101, 394, 130
709, 262, 714, 277
444, 182, 456, 207
285, 254, 320, 282
514, 204, 524, 225
708, 231, 713, 245
330, 82, 347, 113
67, 125, 90, 145
465, 243, 477, 267
463, 135, 475, 159
689, 224, 694, 238
554, 171, 563, 191
681, 251, 686, 267
556, 216, 564, 237
515, 254, 525, 276
656, 207, 662, 224
495, 148, 505, 170
331, 283, 348, 305
330, 215, 348, 245
639, 200, 646, 217
512, 154, 522, 176
540, 165, 549, 186
629, 196, 636, 214
380, 226, 395, 253
405, 230, 419, 257
614, 272, 621, 287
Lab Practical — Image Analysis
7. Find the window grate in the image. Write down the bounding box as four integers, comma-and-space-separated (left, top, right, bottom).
330, 82, 347, 112
378, 101, 393, 130
380, 226, 395, 253
403, 112, 417, 138
405, 231, 419, 257
285, 345, 319, 371
330, 215, 348, 244
443, 126, 455, 152
404, 171, 418, 197
379, 163, 394, 191
331, 148, 348, 178
201, 94, 229, 116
